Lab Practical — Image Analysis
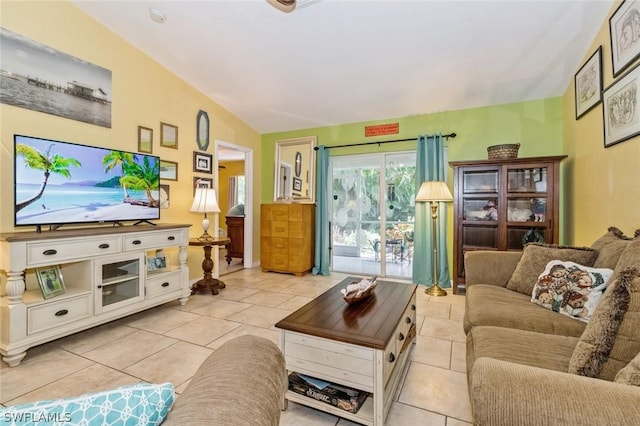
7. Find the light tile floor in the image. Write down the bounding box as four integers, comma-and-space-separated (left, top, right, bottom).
0, 268, 472, 425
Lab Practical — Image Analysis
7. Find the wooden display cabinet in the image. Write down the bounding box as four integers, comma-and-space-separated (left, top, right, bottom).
450, 156, 566, 294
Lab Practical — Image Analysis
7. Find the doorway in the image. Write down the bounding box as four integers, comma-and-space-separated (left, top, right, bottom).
215, 140, 253, 276
330, 151, 417, 279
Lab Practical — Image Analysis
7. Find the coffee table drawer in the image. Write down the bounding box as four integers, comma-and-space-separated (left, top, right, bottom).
285, 332, 374, 391
383, 293, 417, 384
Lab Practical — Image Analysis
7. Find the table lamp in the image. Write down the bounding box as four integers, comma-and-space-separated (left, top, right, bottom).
190, 187, 220, 241
416, 181, 453, 296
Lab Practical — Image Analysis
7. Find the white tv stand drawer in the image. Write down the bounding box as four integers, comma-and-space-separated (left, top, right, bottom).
28, 293, 92, 335
27, 235, 121, 266
123, 229, 185, 251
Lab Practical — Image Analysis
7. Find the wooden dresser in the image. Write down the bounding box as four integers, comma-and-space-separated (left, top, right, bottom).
225, 215, 244, 264
260, 203, 315, 276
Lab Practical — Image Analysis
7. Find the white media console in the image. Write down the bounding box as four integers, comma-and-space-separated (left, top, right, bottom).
0, 223, 191, 367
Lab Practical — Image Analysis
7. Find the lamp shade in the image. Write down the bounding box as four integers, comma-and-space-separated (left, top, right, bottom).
415, 181, 453, 203
190, 188, 220, 213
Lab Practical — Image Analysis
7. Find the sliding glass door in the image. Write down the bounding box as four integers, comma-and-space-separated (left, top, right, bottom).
330, 151, 416, 279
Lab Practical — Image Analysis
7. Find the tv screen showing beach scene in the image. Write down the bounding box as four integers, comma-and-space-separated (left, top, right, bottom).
14, 134, 160, 227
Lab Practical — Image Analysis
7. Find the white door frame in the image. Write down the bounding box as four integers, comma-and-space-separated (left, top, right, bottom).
215, 140, 254, 269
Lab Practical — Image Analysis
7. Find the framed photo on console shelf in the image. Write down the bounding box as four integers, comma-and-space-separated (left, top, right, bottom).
36, 265, 65, 299
603, 61, 640, 147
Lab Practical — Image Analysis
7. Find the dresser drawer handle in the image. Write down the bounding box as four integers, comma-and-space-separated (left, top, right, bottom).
54, 309, 68, 317
398, 332, 405, 341
43, 249, 58, 256
132, 240, 142, 245
99, 243, 110, 249
411, 304, 416, 311
405, 317, 412, 324
167, 236, 175, 241
161, 282, 170, 287
388, 352, 396, 363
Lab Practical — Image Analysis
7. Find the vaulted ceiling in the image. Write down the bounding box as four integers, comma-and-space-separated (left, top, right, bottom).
73, 0, 614, 134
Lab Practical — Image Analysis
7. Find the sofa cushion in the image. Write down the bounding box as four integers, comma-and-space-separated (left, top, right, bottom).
506, 243, 598, 296
613, 238, 640, 276
467, 326, 579, 374
163, 335, 285, 426
591, 227, 635, 269
569, 267, 640, 380
0, 382, 174, 426
464, 284, 587, 337
615, 351, 640, 386
530, 260, 613, 323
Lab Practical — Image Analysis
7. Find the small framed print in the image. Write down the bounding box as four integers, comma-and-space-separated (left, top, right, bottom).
293, 177, 302, 192
36, 265, 65, 299
193, 151, 213, 173
194, 177, 212, 189
138, 126, 153, 153
610, 0, 640, 77
160, 122, 178, 148
602, 61, 640, 147
160, 160, 178, 181
575, 46, 603, 119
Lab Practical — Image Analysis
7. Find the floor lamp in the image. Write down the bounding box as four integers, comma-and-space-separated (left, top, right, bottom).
416, 181, 453, 296
190, 187, 220, 242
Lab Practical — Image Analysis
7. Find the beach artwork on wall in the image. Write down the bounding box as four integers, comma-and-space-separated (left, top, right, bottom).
0, 27, 112, 128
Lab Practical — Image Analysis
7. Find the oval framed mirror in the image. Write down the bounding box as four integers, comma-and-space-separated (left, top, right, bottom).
274, 136, 317, 203
196, 110, 209, 151
295, 151, 302, 177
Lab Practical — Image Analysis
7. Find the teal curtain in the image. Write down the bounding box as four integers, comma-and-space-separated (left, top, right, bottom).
412, 135, 451, 288
312, 146, 330, 275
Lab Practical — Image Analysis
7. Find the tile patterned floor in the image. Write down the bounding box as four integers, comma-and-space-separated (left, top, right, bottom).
0, 268, 472, 425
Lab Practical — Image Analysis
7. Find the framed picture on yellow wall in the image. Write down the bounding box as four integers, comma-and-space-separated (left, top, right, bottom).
575, 46, 602, 119
610, 0, 640, 77
602, 61, 640, 147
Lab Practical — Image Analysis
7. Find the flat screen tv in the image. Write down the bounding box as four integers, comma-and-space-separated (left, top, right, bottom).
14, 134, 161, 229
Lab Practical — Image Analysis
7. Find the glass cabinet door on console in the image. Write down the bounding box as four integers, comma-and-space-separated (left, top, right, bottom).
94, 253, 145, 313
450, 155, 566, 294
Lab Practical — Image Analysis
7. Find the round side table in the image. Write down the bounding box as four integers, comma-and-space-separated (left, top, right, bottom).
189, 237, 230, 295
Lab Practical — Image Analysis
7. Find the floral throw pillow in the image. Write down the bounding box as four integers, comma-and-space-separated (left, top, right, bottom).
531, 260, 614, 323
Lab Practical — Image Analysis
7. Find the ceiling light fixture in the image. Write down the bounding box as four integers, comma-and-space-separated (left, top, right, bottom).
149, 7, 166, 23
267, 0, 296, 13
267, 0, 321, 13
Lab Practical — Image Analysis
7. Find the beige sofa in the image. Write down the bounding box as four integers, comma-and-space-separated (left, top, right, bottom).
464, 228, 640, 425
164, 335, 286, 426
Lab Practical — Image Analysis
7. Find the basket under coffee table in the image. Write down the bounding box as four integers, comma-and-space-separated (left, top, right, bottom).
276, 277, 417, 425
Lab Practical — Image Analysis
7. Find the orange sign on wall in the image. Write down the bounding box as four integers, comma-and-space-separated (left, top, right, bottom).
365, 123, 399, 137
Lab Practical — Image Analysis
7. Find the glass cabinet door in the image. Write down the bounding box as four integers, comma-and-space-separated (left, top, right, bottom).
95, 254, 144, 313
507, 167, 547, 193
463, 170, 499, 193
505, 166, 550, 250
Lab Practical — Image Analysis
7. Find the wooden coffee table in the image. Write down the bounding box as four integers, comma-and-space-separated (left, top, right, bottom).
276, 277, 417, 425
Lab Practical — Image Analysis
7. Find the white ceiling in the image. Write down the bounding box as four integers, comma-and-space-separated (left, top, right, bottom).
72, 0, 613, 135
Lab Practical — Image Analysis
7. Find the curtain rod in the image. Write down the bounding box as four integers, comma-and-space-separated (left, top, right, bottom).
314, 133, 456, 150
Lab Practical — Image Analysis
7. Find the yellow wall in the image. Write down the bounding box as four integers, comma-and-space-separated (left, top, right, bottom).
218, 160, 245, 231
563, 1, 640, 245
0, 2, 261, 278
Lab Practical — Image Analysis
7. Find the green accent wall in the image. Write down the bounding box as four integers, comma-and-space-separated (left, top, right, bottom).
262, 97, 563, 204
261, 97, 563, 274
